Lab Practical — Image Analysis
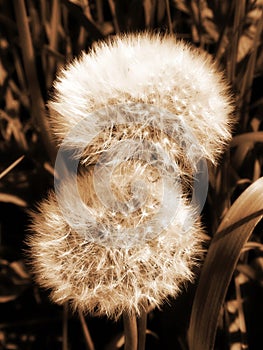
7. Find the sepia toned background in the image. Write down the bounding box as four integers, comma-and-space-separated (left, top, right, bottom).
0, 1, 263, 349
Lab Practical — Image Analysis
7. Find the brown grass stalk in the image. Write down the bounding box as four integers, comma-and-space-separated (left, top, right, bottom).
239, 8, 263, 130
13, 0, 56, 163
78, 310, 95, 350
165, 0, 173, 34
0, 155, 25, 180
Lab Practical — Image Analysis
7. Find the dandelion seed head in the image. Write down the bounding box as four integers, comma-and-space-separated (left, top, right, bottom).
49, 32, 234, 163
28, 178, 204, 319
28, 32, 233, 319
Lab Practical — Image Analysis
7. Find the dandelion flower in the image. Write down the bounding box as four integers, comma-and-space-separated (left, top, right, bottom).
28, 33, 233, 319
49, 32, 233, 163
29, 172, 203, 319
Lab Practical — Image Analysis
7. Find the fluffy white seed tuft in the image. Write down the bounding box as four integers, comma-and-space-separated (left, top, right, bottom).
28, 32, 233, 319
28, 173, 204, 320
49, 32, 234, 163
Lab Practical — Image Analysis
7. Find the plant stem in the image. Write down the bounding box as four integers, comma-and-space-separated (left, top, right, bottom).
63, 304, 68, 350
0, 155, 25, 180
78, 310, 95, 350
123, 311, 138, 350
137, 310, 147, 350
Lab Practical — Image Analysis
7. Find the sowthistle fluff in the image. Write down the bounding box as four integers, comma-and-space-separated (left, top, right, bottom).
28, 33, 233, 320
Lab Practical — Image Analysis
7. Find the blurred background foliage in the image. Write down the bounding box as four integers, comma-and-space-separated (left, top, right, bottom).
0, 0, 263, 349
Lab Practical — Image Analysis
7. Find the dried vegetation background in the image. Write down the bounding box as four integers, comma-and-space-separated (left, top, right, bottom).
0, 0, 263, 349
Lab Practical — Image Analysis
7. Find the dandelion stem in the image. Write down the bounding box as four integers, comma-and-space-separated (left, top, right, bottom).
137, 310, 147, 350
123, 312, 138, 350
78, 310, 95, 350
62, 304, 68, 350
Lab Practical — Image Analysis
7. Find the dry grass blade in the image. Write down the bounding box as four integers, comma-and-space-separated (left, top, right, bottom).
165, 0, 173, 34
46, 0, 60, 88
13, 0, 56, 163
0, 155, 25, 180
234, 273, 248, 349
78, 310, 95, 350
231, 132, 263, 147
108, 0, 120, 33
239, 8, 263, 130
143, 0, 155, 28
96, 0, 104, 24
0, 193, 27, 207
231, 132, 263, 169
61, 0, 104, 39
188, 176, 263, 350
227, 0, 245, 82
215, 22, 230, 63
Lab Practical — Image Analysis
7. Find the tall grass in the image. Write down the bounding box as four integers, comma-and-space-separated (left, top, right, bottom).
0, 1, 262, 349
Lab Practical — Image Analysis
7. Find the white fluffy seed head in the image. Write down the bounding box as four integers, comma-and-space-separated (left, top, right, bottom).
28, 173, 205, 320
49, 32, 234, 164
28, 32, 233, 319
